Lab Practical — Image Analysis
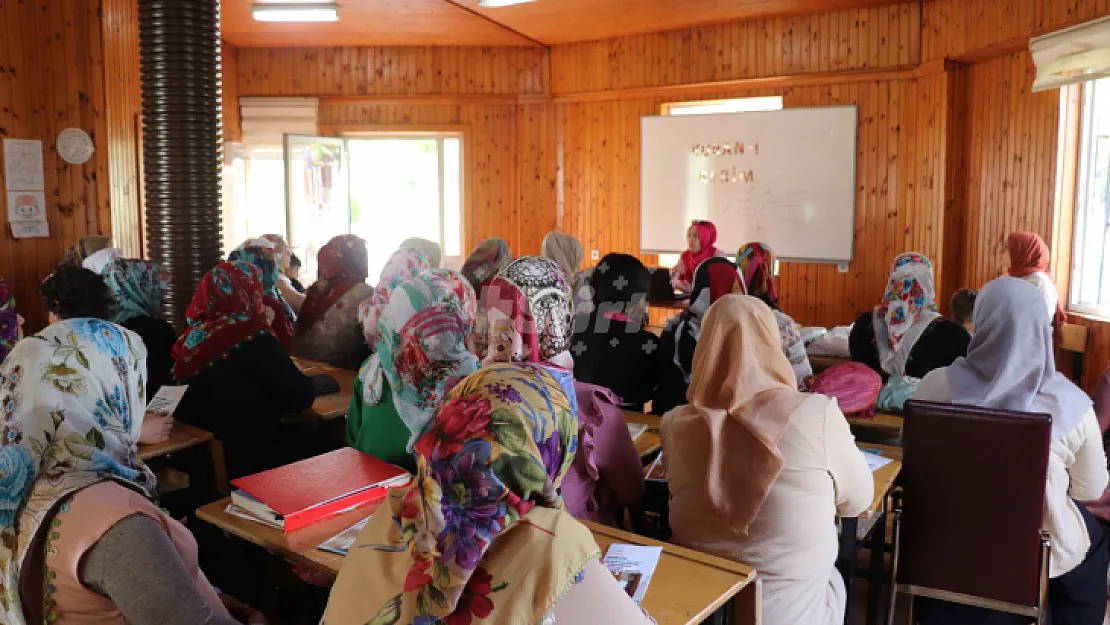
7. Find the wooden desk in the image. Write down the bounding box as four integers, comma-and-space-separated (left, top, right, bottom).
865, 455, 902, 515
625, 411, 663, 460
808, 355, 849, 374
293, 358, 358, 420
138, 423, 229, 496
846, 411, 903, 439
196, 498, 760, 625
858, 441, 903, 462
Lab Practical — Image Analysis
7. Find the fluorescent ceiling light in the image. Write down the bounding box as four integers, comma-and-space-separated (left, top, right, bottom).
477, 0, 535, 7
252, 3, 339, 22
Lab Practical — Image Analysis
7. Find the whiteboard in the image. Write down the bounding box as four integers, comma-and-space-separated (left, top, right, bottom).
640, 106, 858, 262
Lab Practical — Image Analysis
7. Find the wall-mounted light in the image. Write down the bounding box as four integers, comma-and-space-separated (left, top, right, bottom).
252, 3, 339, 22
477, 0, 536, 7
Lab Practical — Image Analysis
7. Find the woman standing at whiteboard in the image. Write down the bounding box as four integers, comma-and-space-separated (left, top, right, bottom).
671, 220, 727, 293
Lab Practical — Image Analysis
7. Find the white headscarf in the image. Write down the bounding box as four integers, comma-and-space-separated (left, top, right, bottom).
948, 277, 1090, 440
873, 252, 940, 376
81, 248, 124, 275
400, 237, 442, 269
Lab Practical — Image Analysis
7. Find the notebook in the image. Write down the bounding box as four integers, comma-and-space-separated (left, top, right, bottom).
229, 448, 409, 533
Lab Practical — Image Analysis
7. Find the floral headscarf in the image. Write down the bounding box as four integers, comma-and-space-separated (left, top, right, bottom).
360, 270, 479, 450
736, 242, 779, 307
497, 257, 574, 367
229, 245, 296, 349
0, 280, 17, 364
461, 238, 512, 291
358, 247, 431, 350
171, 261, 274, 381
298, 235, 369, 336
874, 252, 940, 376
0, 319, 155, 623
400, 237, 443, 269
324, 363, 597, 625
101, 259, 169, 324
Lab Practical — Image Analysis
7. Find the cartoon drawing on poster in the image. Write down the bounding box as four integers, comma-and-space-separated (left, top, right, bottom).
2, 139, 45, 191
6, 191, 49, 239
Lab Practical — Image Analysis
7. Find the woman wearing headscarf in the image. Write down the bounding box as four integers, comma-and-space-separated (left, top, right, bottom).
229, 244, 296, 351
357, 247, 430, 353
292, 234, 373, 370
849, 253, 970, 381
1082, 367, 1110, 524
461, 237, 512, 292
541, 231, 588, 308
324, 364, 653, 625
59, 235, 111, 267
172, 261, 315, 479
101, 258, 177, 400
82, 248, 124, 275
663, 295, 873, 625
571, 253, 659, 411
484, 257, 645, 526
912, 277, 1109, 625
737, 242, 813, 390
1007, 231, 1067, 335
0, 319, 263, 624
255, 233, 305, 315
348, 270, 478, 473
399, 236, 442, 268
670, 220, 726, 292
0, 278, 24, 364
652, 257, 745, 416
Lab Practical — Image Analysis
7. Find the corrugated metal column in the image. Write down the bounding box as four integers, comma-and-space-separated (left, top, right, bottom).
138, 0, 223, 329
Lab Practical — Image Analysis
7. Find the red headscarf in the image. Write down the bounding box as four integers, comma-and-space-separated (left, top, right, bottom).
297, 235, 369, 335
172, 261, 274, 381
679, 221, 720, 279
1007, 232, 1067, 331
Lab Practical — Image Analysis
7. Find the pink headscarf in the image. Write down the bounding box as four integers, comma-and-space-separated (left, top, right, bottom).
679, 221, 720, 279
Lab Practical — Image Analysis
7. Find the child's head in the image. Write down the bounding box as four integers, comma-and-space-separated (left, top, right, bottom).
951, 288, 978, 331
288, 253, 302, 279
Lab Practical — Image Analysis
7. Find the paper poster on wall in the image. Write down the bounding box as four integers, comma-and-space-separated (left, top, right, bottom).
3, 139, 45, 191
6, 190, 49, 239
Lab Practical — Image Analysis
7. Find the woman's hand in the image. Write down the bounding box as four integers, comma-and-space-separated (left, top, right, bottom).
138, 413, 174, 444
219, 593, 269, 625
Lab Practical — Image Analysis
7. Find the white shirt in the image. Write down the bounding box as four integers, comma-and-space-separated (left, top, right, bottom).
1019, 271, 1059, 323
912, 369, 1109, 577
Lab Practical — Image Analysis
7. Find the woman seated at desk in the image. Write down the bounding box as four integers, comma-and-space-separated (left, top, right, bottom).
39, 264, 119, 326
101, 258, 177, 400
653, 257, 744, 416
348, 270, 478, 473
663, 295, 873, 625
172, 261, 315, 479
737, 242, 812, 390
850, 252, 969, 381
571, 253, 659, 411
325, 364, 653, 625
292, 235, 373, 371
229, 244, 296, 351
670, 219, 727, 293
0, 319, 263, 625
911, 277, 1109, 625
358, 246, 430, 354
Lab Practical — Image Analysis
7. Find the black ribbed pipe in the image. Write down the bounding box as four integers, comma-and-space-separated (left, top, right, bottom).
139, 0, 223, 330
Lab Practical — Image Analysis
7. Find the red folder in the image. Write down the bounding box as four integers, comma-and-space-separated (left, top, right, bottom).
230, 448, 409, 532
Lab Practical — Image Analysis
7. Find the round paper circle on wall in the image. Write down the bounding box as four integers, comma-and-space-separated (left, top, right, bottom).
57, 128, 95, 165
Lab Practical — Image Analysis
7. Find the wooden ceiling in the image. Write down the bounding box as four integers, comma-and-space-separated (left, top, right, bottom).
223, 0, 906, 47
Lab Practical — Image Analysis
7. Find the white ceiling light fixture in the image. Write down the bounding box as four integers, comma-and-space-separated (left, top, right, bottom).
252, 3, 339, 22
476, 0, 536, 7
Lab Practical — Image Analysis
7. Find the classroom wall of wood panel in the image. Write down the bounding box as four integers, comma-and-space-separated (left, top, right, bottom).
235, 46, 556, 256
102, 0, 143, 258
223, 42, 242, 143
0, 0, 137, 332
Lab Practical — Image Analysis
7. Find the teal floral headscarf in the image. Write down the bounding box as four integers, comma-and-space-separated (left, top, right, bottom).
360, 270, 478, 450
229, 244, 296, 322
0, 318, 154, 623
101, 258, 169, 324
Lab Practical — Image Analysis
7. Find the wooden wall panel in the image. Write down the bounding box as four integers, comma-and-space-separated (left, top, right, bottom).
959, 53, 1061, 291
236, 46, 549, 97
0, 0, 130, 331
223, 42, 241, 143
102, 0, 142, 258
550, 3, 921, 93
922, 0, 1110, 62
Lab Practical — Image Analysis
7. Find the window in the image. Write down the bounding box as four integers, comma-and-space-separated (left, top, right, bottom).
656, 96, 785, 268
1070, 77, 1110, 316
284, 133, 464, 281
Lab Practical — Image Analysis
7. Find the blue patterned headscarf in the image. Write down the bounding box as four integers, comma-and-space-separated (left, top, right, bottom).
229, 244, 295, 322
0, 318, 155, 623
101, 258, 169, 324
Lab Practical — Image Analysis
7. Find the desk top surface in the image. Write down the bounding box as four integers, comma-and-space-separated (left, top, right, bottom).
137, 422, 213, 461
293, 358, 358, 420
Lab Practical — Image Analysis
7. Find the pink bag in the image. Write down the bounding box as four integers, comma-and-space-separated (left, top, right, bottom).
810, 362, 882, 419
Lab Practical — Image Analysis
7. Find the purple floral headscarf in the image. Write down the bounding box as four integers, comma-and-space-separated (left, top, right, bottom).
0, 280, 17, 364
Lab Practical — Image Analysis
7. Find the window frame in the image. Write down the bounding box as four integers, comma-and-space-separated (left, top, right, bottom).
1067, 78, 1110, 318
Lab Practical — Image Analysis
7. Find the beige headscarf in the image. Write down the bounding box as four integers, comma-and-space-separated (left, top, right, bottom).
400, 237, 442, 269
541, 232, 584, 291
663, 294, 809, 534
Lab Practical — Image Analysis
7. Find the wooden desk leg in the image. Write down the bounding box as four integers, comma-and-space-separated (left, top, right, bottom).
732, 578, 761, 625
837, 517, 859, 625
209, 440, 229, 496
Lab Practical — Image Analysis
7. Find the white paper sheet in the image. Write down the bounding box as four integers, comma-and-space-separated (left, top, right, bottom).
603, 544, 663, 605
146, 385, 188, 417
3, 139, 44, 191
